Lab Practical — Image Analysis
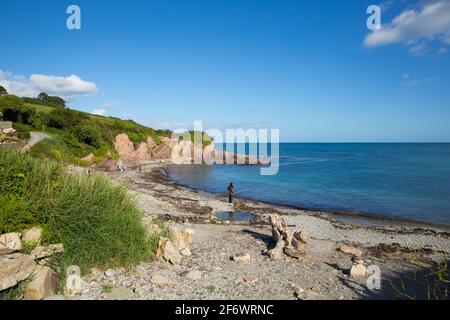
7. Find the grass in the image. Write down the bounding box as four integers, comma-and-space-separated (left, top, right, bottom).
24, 102, 54, 114
101, 284, 113, 293
0, 277, 32, 300
0, 148, 151, 274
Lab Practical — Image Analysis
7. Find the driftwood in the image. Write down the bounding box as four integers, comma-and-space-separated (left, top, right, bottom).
268, 214, 308, 260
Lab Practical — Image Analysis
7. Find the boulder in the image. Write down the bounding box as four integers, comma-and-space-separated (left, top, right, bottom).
0, 253, 36, 291
81, 153, 96, 164
23, 227, 43, 245
232, 253, 251, 264
180, 247, 191, 256
151, 274, 176, 287
169, 226, 192, 251
104, 269, 116, 277
339, 244, 362, 257
350, 264, 367, 278
30, 243, 64, 260
0, 248, 15, 256
156, 238, 182, 265
3, 128, 16, 134
293, 231, 310, 244
24, 265, 57, 300
0, 232, 22, 251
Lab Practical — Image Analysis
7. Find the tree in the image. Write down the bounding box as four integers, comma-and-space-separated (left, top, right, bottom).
38, 92, 49, 101
48, 96, 66, 107
0, 95, 35, 124
0, 86, 7, 96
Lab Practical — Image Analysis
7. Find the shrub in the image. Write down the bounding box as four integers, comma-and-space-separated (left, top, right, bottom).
0, 149, 150, 273
73, 123, 102, 148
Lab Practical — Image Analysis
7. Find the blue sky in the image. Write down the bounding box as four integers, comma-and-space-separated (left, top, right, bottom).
1, 0, 449, 142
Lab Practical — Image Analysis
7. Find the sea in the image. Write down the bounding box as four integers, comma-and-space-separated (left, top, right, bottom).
166, 143, 450, 225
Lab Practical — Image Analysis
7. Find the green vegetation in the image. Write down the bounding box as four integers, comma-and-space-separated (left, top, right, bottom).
0, 277, 32, 300
0, 149, 151, 273
0, 85, 7, 96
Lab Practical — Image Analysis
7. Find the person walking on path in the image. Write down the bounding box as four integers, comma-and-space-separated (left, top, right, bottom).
227, 183, 235, 203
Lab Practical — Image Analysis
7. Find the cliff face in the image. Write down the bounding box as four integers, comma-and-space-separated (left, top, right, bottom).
112, 133, 216, 165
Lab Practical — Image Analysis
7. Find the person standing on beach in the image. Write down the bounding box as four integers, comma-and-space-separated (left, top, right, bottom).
227, 183, 234, 203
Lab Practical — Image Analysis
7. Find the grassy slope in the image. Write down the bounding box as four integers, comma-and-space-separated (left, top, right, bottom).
0, 148, 152, 273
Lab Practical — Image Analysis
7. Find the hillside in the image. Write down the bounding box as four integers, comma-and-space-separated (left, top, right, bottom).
0, 94, 210, 166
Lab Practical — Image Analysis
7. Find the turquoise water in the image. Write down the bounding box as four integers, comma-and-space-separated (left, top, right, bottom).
167, 143, 450, 225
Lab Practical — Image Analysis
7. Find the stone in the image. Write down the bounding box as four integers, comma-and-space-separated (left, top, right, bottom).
23, 227, 43, 245
293, 231, 310, 244
105, 269, 116, 277
0, 253, 36, 291
24, 265, 57, 300
291, 238, 307, 252
311, 286, 321, 293
169, 227, 193, 251
105, 287, 134, 300
0, 232, 22, 251
339, 244, 362, 257
243, 276, 258, 284
3, 128, 16, 134
180, 247, 191, 256
283, 246, 306, 260
151, 274, 176, 287
294, 285, 305, 295
186, 270, 202, 281
232, 253, 251, 264
350, 264, 367, 278
30, 243, 64, 259
0, 248, 15, 255
156, 238, 182, 265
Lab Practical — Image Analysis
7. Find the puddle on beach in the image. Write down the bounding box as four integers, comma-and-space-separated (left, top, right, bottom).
216, 211, 258, 222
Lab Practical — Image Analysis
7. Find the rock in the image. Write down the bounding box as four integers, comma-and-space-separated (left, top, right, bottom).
339, 244, 362, 257
0, 232, 22, 251
105, 269, 116, 277
0, 248, 15, 255
232, 253, 251, 264
156, 238, 182, 264
81, 153, 96, 164
24, 265, 57, 300
0, 253, 36, 291
105, 287, 134, 300
3, 128, 16, 134
294, 285, 305, 295
293, 231, 310, 244
243, 276, 258, 284
283, 246, 306, 260
291, 238, 307, 252
151, 274, 176, 287
350, 264, 367, 278
186, 270, 202, 281
30, 243, 64, 259
180, 247, 191, 256
23, 227, 43, 245
169, 227, 193, 251
311, 286, 321, 293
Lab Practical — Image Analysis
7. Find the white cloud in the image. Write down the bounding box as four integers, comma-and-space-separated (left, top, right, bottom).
364, 0, 450, 55
0, 69, 98, 100
91, 108, 107, 115
90, 100, 119, 116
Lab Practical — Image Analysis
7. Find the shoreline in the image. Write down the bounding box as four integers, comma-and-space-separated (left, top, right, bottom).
160, 164, 450, 232
76, 161, 450, 300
